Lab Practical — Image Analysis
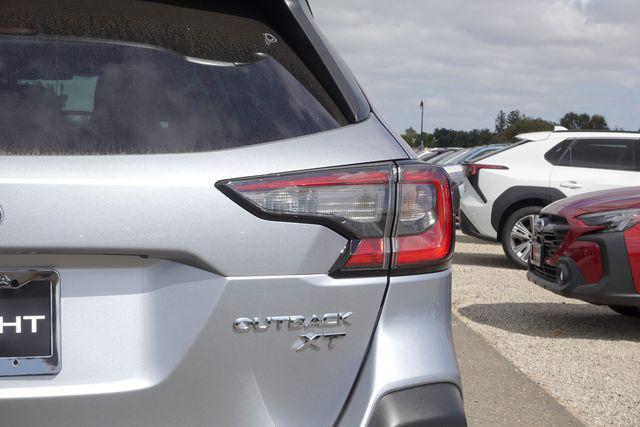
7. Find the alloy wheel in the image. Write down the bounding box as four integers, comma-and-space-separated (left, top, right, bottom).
509, 214, 539, 263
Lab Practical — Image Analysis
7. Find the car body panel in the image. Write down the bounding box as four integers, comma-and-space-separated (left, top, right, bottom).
0, 114, 415, 425
544, 186, 640, 217
460, 138, 559, 239
460, 132, 640, 241
0, 0, 464, 424
549, 164, 640, 199
337, 270, 461, 427
0, 258, 387, 426
0, 117, 404, 277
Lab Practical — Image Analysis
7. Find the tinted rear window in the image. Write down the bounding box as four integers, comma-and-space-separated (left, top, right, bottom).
561, 139, 636, 171
544, 139, 573, 165
0, 0, 345, 154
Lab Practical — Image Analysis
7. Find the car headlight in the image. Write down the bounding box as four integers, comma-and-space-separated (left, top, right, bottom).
579, 208, 640, 232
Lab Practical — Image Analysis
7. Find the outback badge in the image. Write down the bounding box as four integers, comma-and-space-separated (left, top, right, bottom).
233, 312, 352, 351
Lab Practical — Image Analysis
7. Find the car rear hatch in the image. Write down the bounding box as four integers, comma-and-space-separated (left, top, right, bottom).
0, 1, 453, 426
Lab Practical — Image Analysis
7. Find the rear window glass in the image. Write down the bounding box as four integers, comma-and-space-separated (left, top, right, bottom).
544, 139, 573, 165
0, 0, 345, 154
470, 140, 522, 163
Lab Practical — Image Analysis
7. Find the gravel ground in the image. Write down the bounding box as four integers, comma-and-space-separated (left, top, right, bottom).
452, 231, 640, 426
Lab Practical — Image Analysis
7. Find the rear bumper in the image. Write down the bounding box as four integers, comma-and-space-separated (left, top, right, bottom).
368, 383, 466, 427
460, 211, 496, 242
528, 232, 640, 306
459, 178, 497, 240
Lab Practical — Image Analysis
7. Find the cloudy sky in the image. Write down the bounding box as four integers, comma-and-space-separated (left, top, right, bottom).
311, 0, 640, 133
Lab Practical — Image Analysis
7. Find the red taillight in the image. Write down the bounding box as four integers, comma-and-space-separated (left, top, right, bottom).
342, 238, 387, 269
463, 163, 508, 177
392, 163, 453, 270
217, 161, 454, 276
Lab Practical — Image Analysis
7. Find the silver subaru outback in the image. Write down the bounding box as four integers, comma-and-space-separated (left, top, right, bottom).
0, 1, 464, 426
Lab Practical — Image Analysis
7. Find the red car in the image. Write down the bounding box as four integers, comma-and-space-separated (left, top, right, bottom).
527, 187, 640, 316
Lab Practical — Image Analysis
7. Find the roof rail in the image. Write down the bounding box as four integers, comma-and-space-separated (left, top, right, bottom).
553, 126, 568, 131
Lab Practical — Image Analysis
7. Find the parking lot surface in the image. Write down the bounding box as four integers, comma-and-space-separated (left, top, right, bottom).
452, 231, 640, 426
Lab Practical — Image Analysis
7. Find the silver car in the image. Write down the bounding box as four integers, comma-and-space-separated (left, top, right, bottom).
0, 1, 464, 426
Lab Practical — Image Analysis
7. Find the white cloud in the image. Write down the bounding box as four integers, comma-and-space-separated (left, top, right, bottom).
311, 0, 640, 132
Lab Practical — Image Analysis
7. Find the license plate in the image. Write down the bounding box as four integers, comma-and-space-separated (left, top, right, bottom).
530, 241, 543, 267
0, 270, 60, 376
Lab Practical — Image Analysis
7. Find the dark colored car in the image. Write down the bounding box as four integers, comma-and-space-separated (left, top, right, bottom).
527, 187, 640, 316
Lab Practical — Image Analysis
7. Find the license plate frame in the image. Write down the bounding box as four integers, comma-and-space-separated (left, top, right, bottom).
0, 270, 60, 376
530, 241, 543, 268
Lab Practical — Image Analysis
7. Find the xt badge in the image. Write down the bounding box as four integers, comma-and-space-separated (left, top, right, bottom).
233, 312, 352, 351
296, 332, 345, 351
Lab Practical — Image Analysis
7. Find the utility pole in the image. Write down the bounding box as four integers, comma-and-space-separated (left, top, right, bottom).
419, 100, 424, 150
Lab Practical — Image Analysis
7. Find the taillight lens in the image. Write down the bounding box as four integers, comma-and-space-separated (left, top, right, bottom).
463, 163, 508, 177
217, 161, 454, 276
392, 163, 454, 271
220, 164, 395, 240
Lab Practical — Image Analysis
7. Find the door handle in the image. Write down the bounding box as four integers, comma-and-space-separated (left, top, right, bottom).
559, 181, 582, 189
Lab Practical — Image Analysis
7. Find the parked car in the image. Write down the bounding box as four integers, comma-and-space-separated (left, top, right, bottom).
426, 148, 466, 164
418, 147, 462, 162
460, 128, 640, 267
0, 1, 465, 426
438, 145, 508, 215
438, 144, 508, 168
527, 187, 640, 316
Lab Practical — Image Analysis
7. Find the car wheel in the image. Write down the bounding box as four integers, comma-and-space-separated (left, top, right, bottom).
501, 206, 542, 269
608, 305, 640, 317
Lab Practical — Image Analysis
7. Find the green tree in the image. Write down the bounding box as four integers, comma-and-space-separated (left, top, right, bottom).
495, 110, 507, 135
559, 112, 609, 130
501, 117, 554, 141
401, 127, 434, 149
401, 127, 419, 146
588, 114, 608, 129
507, 110, 523, 126
432, 128, 495, 148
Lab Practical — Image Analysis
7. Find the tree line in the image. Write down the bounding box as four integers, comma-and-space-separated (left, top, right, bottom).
401, 110, 613, 149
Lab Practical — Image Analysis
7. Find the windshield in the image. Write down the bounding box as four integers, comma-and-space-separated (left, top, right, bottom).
439, 149, 473, 165
432, 149, 464, 165
424, 151, 454, 164
0, 36, 339, 154
466, 146, 504, 162
418, 150, 445, 161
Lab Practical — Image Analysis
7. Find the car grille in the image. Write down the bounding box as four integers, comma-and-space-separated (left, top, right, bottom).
531, 214, 569, 282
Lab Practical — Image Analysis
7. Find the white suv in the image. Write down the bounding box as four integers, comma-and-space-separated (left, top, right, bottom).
459, 128, 640, 267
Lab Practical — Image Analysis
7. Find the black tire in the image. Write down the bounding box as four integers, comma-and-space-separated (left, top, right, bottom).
608, 305, 640, 317
500, 205, 542, 269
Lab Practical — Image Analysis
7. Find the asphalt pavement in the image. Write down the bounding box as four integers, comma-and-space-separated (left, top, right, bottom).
453, 316, 583, 426
452, 231, 640, 426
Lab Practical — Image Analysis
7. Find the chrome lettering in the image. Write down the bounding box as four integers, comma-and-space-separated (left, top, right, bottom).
296, 333, 322, 351
323, 332, 346, 349
252, 317, 272, 331
233, 317, 253, 331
